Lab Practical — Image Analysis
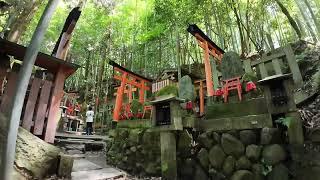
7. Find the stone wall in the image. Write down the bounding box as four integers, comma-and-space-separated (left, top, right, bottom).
178, 128, 291, 180
106, 128, 161, 176
106, 126, 320, 180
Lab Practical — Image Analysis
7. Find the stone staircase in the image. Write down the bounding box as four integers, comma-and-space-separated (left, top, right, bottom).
54, 133, 125, 180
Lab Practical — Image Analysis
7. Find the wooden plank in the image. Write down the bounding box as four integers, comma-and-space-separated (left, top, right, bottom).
251, 51, 286, 66
272, 58, 283, 75
284, 45, 303, 87
44, 68, 66, 143
33, 80, 52, 135
21, 78, 42, 131
0, 72, 18, 111
258, 63, 268, 79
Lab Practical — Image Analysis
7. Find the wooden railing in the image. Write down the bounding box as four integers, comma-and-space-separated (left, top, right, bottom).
243, 45, 303, 88
152, 79, 174, 93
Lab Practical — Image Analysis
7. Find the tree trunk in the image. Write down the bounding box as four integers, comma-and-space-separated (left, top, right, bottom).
275, 0, 302, 39
294, 0, 318, 42
303, 0, 320, 37
5, 0, 44, 43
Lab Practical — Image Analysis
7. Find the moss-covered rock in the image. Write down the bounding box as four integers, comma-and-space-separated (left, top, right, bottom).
197, 148, 209, 170
209, 145, 226, 169
221, 133, 245, 158
236, 156, 252, 170
231, 170, 254, 180
262, 144, 286, 165
223, 156, 236, 176
246, 145, 262, 162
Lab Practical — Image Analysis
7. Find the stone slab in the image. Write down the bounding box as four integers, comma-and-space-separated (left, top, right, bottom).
201, 114, 273, 131
71, 167, 124, 180
72, 159, 102, 172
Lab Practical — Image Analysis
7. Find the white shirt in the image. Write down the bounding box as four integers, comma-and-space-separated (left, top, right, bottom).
86, 110, 94, 122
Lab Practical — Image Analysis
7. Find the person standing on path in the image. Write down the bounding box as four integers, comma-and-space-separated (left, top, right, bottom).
86, 106, 94, 135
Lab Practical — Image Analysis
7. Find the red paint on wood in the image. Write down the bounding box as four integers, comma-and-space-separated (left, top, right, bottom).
21, 78, 42, 131
0, 72, 18, 112
44, 68, 66, 143
33, 80, 52, 135
113, 72, 127, 121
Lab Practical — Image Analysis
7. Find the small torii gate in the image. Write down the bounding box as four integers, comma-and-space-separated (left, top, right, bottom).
109, 61, 152, 121
187, 24, 225, 115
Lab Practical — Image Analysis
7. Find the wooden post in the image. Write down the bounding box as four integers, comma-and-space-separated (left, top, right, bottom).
286, 112, 304, 144
272, 58, 283, 75
199, 81, 204, 116
113, 72, 127, 121
203, 41, 214, 97
284, 46, 303, 87
243, 59, 253, 73
139, 80, 145, 103
44, 67, 66, 143
160, 131, 177, 180
0, 0, 59, 179
258, 63, 268, 79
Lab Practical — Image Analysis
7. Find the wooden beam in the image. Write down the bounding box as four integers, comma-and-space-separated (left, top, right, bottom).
33, 80, 52, 135
114, 75, 150, 90
21, 78, 42, 131
44, 67, 66, 143
203, 41, 214, 97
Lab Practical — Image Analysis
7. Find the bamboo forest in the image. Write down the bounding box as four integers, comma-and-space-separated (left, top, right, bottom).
1, 0, 320, 180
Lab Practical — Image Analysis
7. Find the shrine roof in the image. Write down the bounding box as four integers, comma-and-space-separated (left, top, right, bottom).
0, 38, 80, 77
109, 60, 153, 82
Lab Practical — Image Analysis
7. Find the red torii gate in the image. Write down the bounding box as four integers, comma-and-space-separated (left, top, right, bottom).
109, 61, 152, 121
187, 24, 225, 115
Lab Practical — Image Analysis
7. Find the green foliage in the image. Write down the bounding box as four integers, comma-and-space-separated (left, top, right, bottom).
156, 85, 178, 97
261, 159, 273, 176
131, 99, 143, 114
242, 72, 258, 83
275, 117, 293, 128
312, 69, 320, 92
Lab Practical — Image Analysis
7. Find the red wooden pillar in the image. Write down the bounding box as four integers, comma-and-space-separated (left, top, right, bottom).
199, 81, 204, 116
203, 41, 214, 97
128, 85, 133, 103
139, 80, 145, 103
44, 67, 66, 143
113, 72, 127, 121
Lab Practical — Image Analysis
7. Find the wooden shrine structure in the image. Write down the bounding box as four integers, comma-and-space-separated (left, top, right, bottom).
0, 39, 80, 143
109, 61, 152, 121
0, 7, 81, 143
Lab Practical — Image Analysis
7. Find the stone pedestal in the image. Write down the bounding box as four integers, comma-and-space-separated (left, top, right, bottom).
160, 131, 177, 180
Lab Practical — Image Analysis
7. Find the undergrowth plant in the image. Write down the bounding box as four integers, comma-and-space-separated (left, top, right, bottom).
312, 68, 320, 92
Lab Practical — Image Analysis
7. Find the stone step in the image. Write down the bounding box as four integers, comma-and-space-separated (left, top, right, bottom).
55, 138, 106, 152
72, 159, 103, 172
55, 132, 108, 141
71, 167, 125, 180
